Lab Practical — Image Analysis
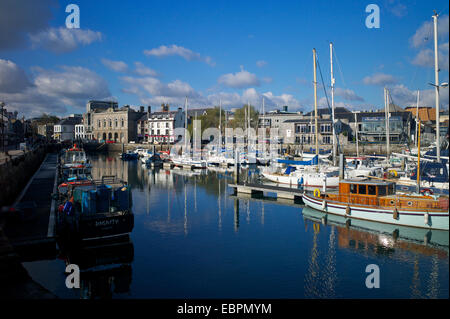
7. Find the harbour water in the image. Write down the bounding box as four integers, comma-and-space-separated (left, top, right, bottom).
23, 153, 449, 299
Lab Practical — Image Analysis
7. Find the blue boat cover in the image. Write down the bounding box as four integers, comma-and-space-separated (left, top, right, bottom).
277, 155, 318, 166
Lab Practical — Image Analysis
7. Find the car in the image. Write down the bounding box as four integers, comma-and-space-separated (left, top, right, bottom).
106, 140, 115, 144
129, 141, 136, 144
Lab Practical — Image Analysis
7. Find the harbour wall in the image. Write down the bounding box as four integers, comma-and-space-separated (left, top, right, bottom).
0, 146, 50, 208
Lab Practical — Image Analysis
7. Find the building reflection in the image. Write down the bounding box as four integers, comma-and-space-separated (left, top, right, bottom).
63, 237, 134, 299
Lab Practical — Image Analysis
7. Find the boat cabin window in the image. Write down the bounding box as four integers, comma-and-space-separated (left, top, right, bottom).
388, 184, 395, 195
350, 184, 357, 194
378, 186, 387, 196
368, 185, 377, 195
358, 184, 367, 194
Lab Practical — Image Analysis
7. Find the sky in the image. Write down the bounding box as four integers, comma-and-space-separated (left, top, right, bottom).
0, 0, 449, 118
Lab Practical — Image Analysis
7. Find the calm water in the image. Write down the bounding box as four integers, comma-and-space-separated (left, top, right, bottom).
24, 153, 449, 299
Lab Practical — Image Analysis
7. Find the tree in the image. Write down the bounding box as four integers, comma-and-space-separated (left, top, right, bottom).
229, 104, 259, 130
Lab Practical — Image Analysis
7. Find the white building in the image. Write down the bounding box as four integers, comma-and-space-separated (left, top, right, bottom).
74, 124, 85, 140
148, 107, 185, 143
53, 115, 82, 142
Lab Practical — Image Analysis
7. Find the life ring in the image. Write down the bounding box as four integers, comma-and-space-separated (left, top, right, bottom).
420, 188, 433, 196
389, 169, 398, 177
314, 189, 321, 198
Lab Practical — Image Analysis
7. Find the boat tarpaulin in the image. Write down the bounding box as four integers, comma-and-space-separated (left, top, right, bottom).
277, 155, 318, 166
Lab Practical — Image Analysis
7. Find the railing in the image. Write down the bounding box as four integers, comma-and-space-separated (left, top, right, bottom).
327, 193, 447, 211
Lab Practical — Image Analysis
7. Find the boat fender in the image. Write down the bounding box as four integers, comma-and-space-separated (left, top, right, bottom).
393, 208, 398, 220
424, 212, 429, 225
345, 219, 351, 228
345, 206, 351, 215
322, 200, 327, 209
392, 229, 399, 241
314, 189, 321, 198
299, 177, 304, 185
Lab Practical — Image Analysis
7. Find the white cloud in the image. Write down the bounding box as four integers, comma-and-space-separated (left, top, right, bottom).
363, 73, 397, 86
29, 27, 102, 53
0, 59, 32, 93
410, 14, 449, 49
121, 76, 200, 104
134, 62, 158, 77
101, 58, 128, 72
256, 60, 267, 68
335, 88, 365, 102
143, 44, 215, 66
388, 84, 449, 109
385, 0, 407, 18
0, 62, 111, 117
218, 66, 260, 89
412, 42, 449, 71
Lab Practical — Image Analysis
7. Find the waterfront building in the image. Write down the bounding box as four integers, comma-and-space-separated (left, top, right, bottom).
53, 115, 82, 142
89, 104, 144, 143
37, 124, 54, 140
84, 100, 119, 140
74, 123, 85, 140
147, 104, 185, 144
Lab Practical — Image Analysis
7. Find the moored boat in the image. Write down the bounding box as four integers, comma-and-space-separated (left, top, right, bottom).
303, 179, 449, 230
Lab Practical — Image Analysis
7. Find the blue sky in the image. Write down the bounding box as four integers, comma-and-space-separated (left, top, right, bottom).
0, 0, 448, 117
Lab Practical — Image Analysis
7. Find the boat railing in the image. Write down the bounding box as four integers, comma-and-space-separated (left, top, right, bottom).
92, 175, 127, 187
329, 193, 447, 210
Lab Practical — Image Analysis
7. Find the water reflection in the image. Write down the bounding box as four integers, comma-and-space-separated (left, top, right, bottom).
62, 238, 134, 299
76, 153, 448, 298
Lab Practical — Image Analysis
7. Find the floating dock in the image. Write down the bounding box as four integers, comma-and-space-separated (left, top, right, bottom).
228, 182, 304, 203
2, 153, 58, 261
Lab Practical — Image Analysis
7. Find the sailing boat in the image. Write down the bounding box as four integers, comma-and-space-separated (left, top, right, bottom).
261, 49, 340, 188
171, 98, 207, 169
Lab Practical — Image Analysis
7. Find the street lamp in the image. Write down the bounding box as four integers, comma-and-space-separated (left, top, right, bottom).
1, 101, 4, 153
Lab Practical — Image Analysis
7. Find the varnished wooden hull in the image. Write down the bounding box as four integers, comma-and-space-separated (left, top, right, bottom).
303, 193, 449, 231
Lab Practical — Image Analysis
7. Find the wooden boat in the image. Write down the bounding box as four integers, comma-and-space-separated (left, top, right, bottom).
303, 179, 449, 230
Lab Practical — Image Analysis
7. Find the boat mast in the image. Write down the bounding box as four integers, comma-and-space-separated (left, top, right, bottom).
415, 90, 420, 147
433, 12, 441, 162
417, 119, 421, 192
313, 48, 319, 171
330, 42, 337, 166
219, 99, 222, 155
262, 97, 265, 157
384, 88, 390, 161
184, 97, 188, 155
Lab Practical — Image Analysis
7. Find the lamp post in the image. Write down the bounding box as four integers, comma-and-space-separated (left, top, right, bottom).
428, 81, 448, 162
1, 101, 4, 153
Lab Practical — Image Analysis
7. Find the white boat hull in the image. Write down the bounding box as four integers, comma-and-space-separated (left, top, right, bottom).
303, 193, 449, 230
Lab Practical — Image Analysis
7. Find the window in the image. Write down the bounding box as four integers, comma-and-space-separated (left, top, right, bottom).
358, 184, 367, 194
368, 185, 377, 195
115, 119, 118, 127
378, 186, 387, 196
121, 119, 124, 127
350, 184, 357, 194
388, 184, 395, 195
322, 136, 331, 144
103, 120, 106, 127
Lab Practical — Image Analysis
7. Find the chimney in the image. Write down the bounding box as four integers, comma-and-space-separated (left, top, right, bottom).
140, 106, 144, 113
148, 105, 151, 114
